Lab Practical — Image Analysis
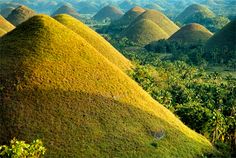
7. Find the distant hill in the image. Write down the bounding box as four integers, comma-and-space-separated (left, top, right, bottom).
93, 5, 124, 22
0, 27, 6, 37
0, 7, 15, 18
111, 6, 145, 28
169, 23, 213, 44
6, 5, 36, 26
205, 20, 236, 51
176, 4, 215, 23
54, 14, 132, 71
121, 19, 169, 46
133, 10, 179, 36
0, 15, 15, 32
0, 14, 215, 157
119, 0, 136, 11
144, 3, 164, 11
175, 4, 229, 32
77, 1, 99, 14
52, 5, 80, 19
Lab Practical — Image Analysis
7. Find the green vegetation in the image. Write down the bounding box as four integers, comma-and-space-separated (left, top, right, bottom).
52, 5, 80, 19
0, 14, 216, 157
0, 138, 46, 158
169, 23, 213, 44
54, 14, 132, 71
6, 5, 36, 26
0, 15, 15, 32
121, 19, 169, 46
0, 7, 14, 18
93, 5, 124, 22
134, 10, 179, 36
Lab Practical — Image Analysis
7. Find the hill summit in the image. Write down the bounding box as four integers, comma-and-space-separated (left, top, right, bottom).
93, 5, 124, 22
53, 14, 132, 71
169, 23, 213, 44
0, 15, 15, 32
6, 5, 36, 26
0, 14, 215, 157
52, 5, 80, 19
134, 10, 179, 36
122, 19, 169, 46
205, 20, 236, 51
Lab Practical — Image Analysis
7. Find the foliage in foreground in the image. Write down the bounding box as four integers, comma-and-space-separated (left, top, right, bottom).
0, 138, 46, 158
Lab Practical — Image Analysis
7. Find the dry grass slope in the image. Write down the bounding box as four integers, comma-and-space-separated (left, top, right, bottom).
0, 15, 15, 32
6, 5, 36, 26
205, 20, 236, 51
0, 14, 216, 157
52, 5, 80, 19
122, 19, 169, 46
93, 5, 124, 21
134, 10, 179, 36
0, 27, 7, 37
169, 23, 213, 44
54, 14, 132, 71
113, 6, 145, 27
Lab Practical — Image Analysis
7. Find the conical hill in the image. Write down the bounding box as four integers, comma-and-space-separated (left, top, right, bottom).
0, 7, 15, 18
169, 23, 213, 44
54, 14, 132, 71
0, 15, 15, 32
93, 5, 124, 22
205, 20, 236, 51
52, 5, 80, 19
112, 6, 145, 28
0, 14, 215, 157
134, 10, 179, 36
122, 19, 169, 46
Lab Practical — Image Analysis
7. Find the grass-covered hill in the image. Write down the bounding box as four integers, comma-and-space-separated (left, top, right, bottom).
169, 23, 213, 44
6, 5, 36, 26
0, 27, 6, 37
52, 5, 80, 19
0, 14, 216, 157
133, 10, 180, 37
176, 4, 215, 23
0, 15, 15, 32
0, 7, 14, 18
205, 20, 236, 51
93, 5, 124, 22
54, 14, 132, 71
144, 3, 164, 11
111, 6, 145, 28
121, 19, 169, 46
77, 1, 99, 14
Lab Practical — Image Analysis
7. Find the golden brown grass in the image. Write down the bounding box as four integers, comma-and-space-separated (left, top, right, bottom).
0, 27, 7, 37
0, 15, 15, 32
169, 23, 213, 44
134, 10, 179, 36
0, 14, 216, 157
122, 19, 169, 46
54, 14, 132, 71
93, 5, 124, 21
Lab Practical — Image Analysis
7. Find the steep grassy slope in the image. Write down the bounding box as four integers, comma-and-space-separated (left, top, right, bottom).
52, 5, 80, 19
205, 20, 236, 51
134, 10, 179, 36
6, 5, 36, 26
0, 15, 15, 32
93, 5, 124, 21
176, 4, 215, 23
0, 14, 216, 157
112, 6, 145, 28
0, 7, 15, 18
144, 3, 164, 11
122, 19, 169, 46
169, 23, 213, 44
54, 14, 132, 71
0, 27, 6, 37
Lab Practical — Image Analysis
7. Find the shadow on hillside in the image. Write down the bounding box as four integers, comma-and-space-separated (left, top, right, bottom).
0, 89, 215, 157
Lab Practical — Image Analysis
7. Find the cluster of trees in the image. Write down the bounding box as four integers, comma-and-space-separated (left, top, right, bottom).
127, 60, 235, 156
